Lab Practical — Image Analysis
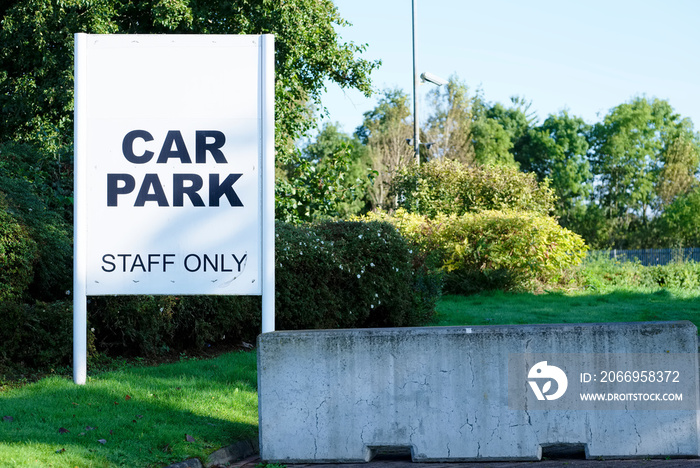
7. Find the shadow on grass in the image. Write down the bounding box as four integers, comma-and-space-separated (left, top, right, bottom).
0, 351, 258, 467
433, 289, 700, 329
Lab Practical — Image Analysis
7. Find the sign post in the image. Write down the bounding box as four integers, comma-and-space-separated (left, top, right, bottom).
74, 34, 275, 384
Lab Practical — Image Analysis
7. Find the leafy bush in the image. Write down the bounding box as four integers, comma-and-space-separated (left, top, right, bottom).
581, 255, 700, 292
0, 196, 37, 301
85, 220, 440, 359
364, 209, 587, 293
0, 142, 74, 221
0, 300, 87, 373
172, 296, 262, 349
0, 175, 72, 301
275, 220, 441, 329
87, 295, 261, 358
650, 261, 700, 290
390, 158, 556, 217
88, 296, 178, 357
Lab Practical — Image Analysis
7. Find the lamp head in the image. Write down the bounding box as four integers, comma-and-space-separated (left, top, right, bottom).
420, 72, 448, 86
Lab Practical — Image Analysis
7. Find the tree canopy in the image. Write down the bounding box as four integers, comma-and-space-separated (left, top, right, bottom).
355, 88, 414, 208
0, 0, 379, 153
515, 111, 592, 227
2, 2, 700, 248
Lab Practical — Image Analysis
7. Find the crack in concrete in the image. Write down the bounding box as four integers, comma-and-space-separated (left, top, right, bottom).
459, 417, 474, 436
313, 399, 328, 459
627, 409, 642, 452
399, 378, 429, 390
466, 351, 475, 387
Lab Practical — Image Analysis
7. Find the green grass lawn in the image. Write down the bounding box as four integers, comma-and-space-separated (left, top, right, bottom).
433, 288, 700, 328
0, 351, 258, 468
2, 284, 699, 467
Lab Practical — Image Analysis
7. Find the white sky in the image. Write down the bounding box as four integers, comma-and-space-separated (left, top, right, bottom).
319, 0, 700, 135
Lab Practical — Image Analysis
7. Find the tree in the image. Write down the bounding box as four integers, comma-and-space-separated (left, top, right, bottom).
656, 186, 700, 247
656, 122, 700, 207
516, 111, 592, 228
487, 96, 537, 144
0, 0, 378, 155
589, 97, 695, 235
469, 96, 536, 168
1, 0, 380, 226
424, 76, 475, 163
294, 122, 374, 219
470, 117, 516, 167
356, 89, 414, 208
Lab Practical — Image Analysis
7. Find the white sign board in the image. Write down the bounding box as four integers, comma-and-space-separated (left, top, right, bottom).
74, 34, 275, 383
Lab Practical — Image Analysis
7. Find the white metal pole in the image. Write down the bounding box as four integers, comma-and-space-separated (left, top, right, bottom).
73, 33, 88, 384
261, 34, 276, 333
412, 0, 420, 165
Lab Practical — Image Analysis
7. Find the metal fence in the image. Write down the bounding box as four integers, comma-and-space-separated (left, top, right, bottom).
588, 248, 700, 266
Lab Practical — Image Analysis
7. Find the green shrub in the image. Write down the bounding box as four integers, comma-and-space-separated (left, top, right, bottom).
365, 209, 587, 294
0, 175, 72, 301
651, 261, 700, 289
88, 296, 178, 357
0, 196, 38, 301
172, 296, 262, 349
579, 255, 653, 292
390, 159, 556, 218
87, 295, 261, 358
275, 220, 441, 329
581, 255, 700, 292
86, 219, 440, 359
0, 300, 88, 373
0, 141, 74, 225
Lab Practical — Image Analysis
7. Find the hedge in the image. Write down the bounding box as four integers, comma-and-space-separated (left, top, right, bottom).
0, 175, 72, 302
275, 220, 441, 330
1, 219, 442, 371
390, 158, 556, 218
0, 300, 83, 373
364, 209, 587, 293
0, 195, 37, 302
581, 254, 700, 292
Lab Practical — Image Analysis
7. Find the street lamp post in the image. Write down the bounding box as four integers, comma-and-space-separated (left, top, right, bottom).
412, 0, 447, 166
412, 0, 420, 165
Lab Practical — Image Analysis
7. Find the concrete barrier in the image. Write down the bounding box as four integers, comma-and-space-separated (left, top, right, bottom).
257, 322, 699, 462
